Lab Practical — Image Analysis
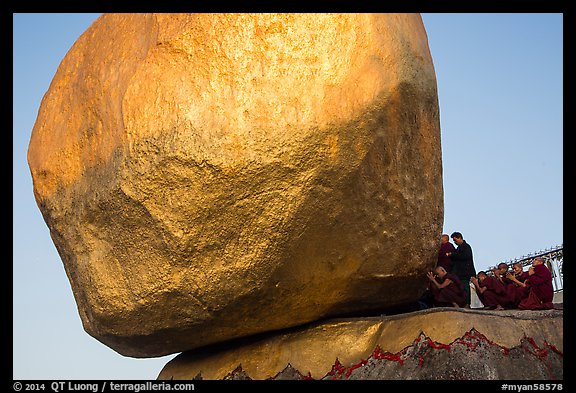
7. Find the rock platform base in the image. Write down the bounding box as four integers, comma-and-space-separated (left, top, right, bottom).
158, 307, 563, 380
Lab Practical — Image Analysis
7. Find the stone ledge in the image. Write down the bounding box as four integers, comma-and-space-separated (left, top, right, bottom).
157, 307, 563, 380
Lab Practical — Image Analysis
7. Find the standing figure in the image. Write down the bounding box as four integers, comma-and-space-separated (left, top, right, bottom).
447, 232, 477, 307
518, 257, 555, 310
437, 234, 456, 272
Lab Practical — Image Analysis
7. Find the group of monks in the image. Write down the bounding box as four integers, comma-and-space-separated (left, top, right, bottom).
424, 234, 556, 311
470, 258, 555, 310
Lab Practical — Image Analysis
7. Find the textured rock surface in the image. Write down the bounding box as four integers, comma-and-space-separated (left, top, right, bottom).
158, 308, 564, 380
28, 13, 442, 357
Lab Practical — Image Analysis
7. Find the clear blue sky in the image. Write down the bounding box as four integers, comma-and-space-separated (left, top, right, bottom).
13, 13, 563, 379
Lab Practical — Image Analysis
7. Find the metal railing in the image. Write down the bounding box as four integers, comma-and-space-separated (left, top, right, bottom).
488, 244, 563, 292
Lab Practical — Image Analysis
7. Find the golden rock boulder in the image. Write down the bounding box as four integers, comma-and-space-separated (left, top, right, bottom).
28, 13, 443, 357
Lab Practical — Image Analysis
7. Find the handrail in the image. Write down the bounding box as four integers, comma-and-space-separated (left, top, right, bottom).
487, 244, 563, 292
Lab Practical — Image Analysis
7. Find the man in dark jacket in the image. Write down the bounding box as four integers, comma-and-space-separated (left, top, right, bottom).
447, 232, 477, 307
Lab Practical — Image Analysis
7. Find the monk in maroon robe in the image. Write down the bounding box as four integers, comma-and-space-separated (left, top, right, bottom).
493, 262, 513, 286
437, 234, 456, 272
471, 271, 509, 310
518, 257, 555, 310
505, 262, 530, 308
426, 266, 467, 308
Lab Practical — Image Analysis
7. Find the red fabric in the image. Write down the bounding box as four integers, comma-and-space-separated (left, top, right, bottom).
506, 272, 530, 308
518, 264, 555, 310
498, 272, 513, 286
477, 276, 510, 308
518, 289, 554, 310
430, 272, 467, 307
437, 242, 455, 272
528, 264, 554, 303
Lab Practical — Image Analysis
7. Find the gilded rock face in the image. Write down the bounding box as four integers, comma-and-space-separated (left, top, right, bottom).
28, 13, 443, 357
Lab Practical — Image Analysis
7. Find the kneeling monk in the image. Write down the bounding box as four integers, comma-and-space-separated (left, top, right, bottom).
426, 266, 467, 308
471, 271, 509, 310
505, 262, 530, 308
518, 257, 555, 310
